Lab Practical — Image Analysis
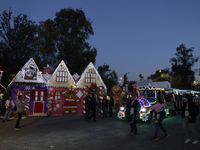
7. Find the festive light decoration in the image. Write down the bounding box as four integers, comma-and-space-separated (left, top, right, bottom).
117, 111, 124, 119
138, 86, 165, 91
120, 107, 125, 111
117, 96, 151, 121
141, 113, 148, 122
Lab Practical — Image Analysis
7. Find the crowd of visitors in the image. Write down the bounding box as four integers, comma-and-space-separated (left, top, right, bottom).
1, 92, 199, 144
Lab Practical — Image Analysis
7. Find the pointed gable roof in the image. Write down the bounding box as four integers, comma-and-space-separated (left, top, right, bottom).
8, 58, 46, 87
47, 60, 75, 87
76, 62, 107, 92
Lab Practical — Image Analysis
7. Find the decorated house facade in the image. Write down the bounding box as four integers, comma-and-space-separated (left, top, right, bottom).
76, 62, 107, 115
8, 58, 48, 116
8, 59, 107, 116
47, 60, 79, 115
47, 62, 107, 116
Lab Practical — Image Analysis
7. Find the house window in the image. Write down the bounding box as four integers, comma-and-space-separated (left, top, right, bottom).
85, 72, 96, 83
56, 71, 67, 82
15, 89, 24, 101
33, 89, 46, 101
40, 91, 44, 101
55, 91, 61, 101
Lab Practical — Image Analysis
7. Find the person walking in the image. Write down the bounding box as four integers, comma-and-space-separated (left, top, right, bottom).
88, 94, 97, 122
149, 97, 169, 140
127, 93, 140, 135
14, 95, 28, 130
102, 95, 108, 118
2, 96, 14, 122
182, 94, 199, 144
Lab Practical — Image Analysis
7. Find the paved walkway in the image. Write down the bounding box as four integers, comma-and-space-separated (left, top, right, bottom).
0, 113, 199, 150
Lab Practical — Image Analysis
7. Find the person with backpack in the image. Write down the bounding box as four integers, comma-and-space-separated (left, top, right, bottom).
182, 94, 199, 144
149, 97, 169, 140
127, 93, 140, 135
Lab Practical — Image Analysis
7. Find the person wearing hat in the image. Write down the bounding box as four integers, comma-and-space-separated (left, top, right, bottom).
126, 93, 140, 135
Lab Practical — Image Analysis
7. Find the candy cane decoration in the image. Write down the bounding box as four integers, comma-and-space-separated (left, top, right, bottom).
47, 92, 54, 113
83, 99, 86, 115
83, 86, 89, 115
98, 86, 104, 114
24, 91, 30, 111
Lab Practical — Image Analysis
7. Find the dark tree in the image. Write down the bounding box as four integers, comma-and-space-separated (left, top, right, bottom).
0, 8, 97, 86
139, 74, 144, 81
122, 73, 129, 87
53, 8, 97, 75
0, 9, 38, 86
36, 19, 60, 71
148, 68, 171, 82
98, 64, 118, 94
170, 44, 199, 89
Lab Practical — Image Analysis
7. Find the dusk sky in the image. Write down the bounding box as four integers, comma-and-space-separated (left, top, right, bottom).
1, 0, 200, 83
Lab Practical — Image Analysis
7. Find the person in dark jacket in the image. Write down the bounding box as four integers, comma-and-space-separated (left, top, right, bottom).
127, 93, 140, 135
108, 96, 114, 117
182, 94, 199, 144
88, 94, 97, 122
102, 95, 108, 118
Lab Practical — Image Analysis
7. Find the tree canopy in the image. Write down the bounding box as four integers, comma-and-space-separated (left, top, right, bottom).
0, 8, 97, 86
0, 9, 38, 86
53, 8, 97, 75
170, 44, 199, 89
148, 68, 171, 82
97, 64, 118, 94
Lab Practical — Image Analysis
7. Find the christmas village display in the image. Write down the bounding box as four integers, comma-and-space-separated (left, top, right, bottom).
4, 59, 107, 117
1, 59, 176, 122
